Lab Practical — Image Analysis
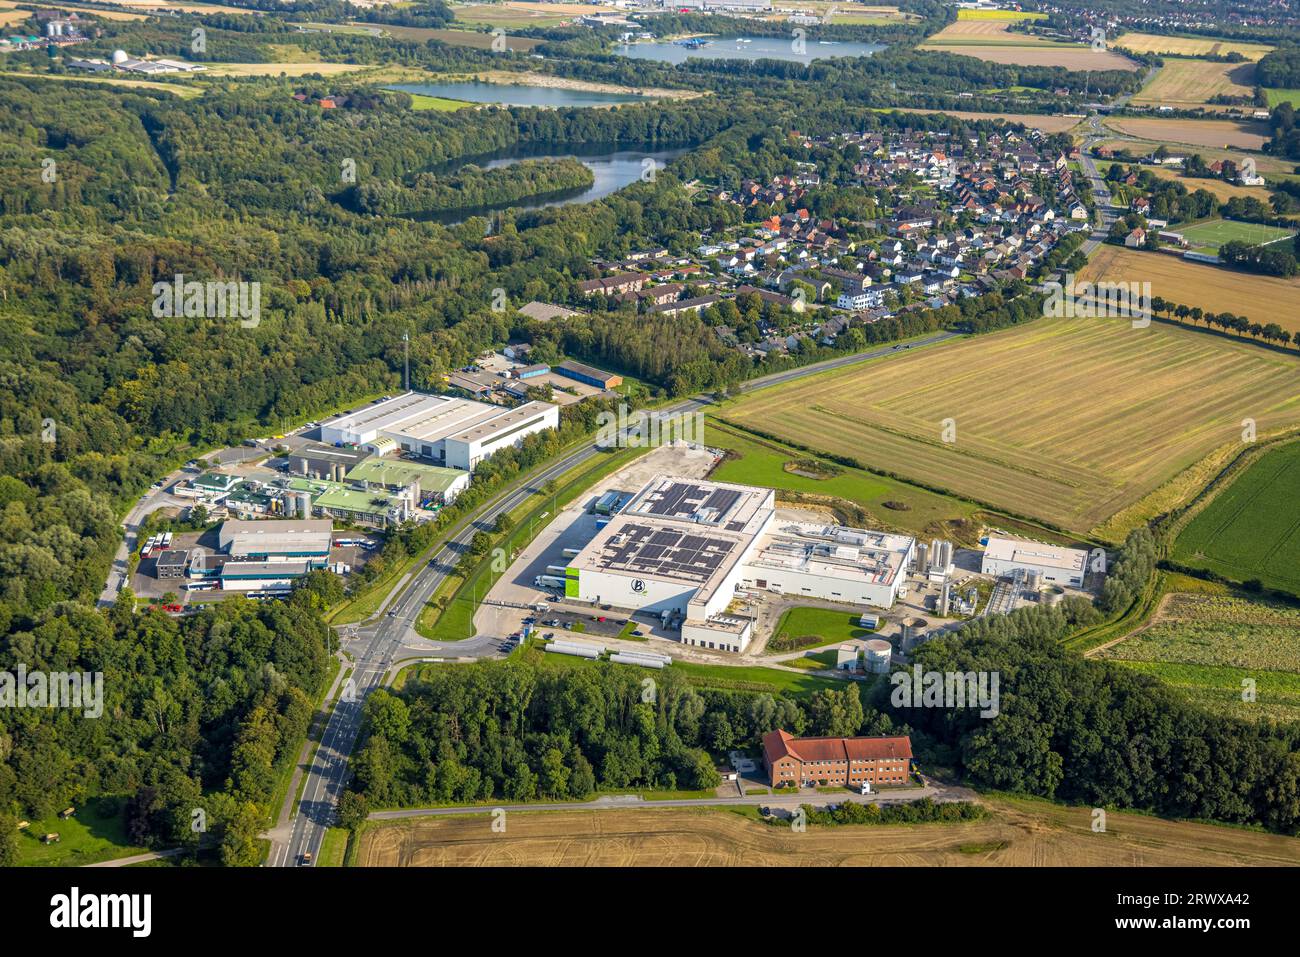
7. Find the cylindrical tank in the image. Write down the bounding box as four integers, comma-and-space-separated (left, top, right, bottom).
900, 616, 929, 649
1043, 585, 1065, 606
296, 491, 313, 518
112, 49, 128, 64
1026, 569, 1042, 591
914, 542, 928, 573
864, 638, 892, 674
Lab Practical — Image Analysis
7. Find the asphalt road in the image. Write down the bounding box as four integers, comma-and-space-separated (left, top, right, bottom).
268, 332, 963, 867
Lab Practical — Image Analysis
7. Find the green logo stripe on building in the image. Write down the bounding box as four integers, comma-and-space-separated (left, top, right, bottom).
565, 566, 579, 598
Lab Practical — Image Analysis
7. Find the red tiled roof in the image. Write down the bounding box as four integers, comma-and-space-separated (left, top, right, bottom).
762, 730, 912, 764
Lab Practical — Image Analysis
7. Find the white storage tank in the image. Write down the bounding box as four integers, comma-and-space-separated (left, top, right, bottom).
864, 639, 892, 674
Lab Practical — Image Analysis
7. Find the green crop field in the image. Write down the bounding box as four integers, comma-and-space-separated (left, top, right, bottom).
407, 93, 471, 111
1264, 88, 1300, 108
1178, 218, 1296, 252
721, 317, 1300, 535
1099, 593, 1300, 722
1171, 441, 1300, 595
707, 418, 981, 537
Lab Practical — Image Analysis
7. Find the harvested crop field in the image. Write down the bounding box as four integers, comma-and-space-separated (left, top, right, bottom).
721, 316, 1300, 533
1077, 246, 1300, 335
1171, 441, 1300, 596
204, 62, 372, 77
356, 799, 1300, 866
1115, 32, 1274, 60
923, 23, 1136, 69
925, 44, 1138, 70
1130, 58, 1257, 109
1108, 115, 1270, 150
925, 18, 1054, 44
884, 107, 1082, 133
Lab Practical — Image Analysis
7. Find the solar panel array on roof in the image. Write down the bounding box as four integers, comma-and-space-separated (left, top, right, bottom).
639, 480, 743, 526
599, 522, 737, 584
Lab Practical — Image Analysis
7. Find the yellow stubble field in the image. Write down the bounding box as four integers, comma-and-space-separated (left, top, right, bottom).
720, 316, 1300, 534
356, 800, 1300, 867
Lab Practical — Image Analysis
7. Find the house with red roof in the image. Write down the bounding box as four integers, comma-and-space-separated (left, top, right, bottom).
761, 730, 912, 789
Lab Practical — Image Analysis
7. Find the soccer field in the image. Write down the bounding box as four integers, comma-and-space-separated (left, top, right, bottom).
721, 317, 1300, 535
1177, 219, 1296, 252
1172, 441, 1300, 595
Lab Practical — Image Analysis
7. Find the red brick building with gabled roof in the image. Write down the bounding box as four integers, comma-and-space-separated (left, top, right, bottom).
762, 729, 912, 789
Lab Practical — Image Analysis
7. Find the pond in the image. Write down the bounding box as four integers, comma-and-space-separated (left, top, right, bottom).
407, 144, 691, 225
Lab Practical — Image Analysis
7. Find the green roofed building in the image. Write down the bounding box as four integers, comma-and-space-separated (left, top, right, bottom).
314, 485, 410, 528
344, 458, 471, 505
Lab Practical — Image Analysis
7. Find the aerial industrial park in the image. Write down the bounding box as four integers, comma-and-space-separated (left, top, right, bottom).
3, 0, 1296, 924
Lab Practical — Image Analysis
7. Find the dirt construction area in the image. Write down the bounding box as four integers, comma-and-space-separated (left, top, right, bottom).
355, 797, 1300, 866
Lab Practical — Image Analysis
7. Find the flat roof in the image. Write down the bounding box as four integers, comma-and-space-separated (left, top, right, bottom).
156, 549, 188, 566
571, 475, 774, 607
314, 486, 404, 513
745, 522, 914, 588
621, 475, 772, 534
345, 458, 467, 492
290, 441, 371, 465
220, 560, 311, 578
448, 401, 554, 447
219, 519, 333, 556
983, 536, 1087, 574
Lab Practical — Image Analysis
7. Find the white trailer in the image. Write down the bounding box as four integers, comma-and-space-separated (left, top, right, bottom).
535, 575, 565, 589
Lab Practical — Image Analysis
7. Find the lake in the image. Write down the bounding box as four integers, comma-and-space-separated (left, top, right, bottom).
389, 81, 650, 108
408, 144, 691, 225
615, 36, 884, 65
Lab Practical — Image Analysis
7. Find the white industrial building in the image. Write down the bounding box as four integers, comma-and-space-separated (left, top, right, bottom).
562, 475, 914, 653
217, 518, 333, 566
318, 391, 558, 471
980, 535, 1088, 588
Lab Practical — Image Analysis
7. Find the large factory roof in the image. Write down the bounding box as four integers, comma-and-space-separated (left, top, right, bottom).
570, 475, 774, 606
319, 391, 555, 448
218, 519, 333, 557
983, 536, 1087, 574
620, 475, 773, 535
745, 522, 913, 588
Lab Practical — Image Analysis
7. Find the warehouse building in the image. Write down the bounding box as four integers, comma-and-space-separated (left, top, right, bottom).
218, 561, 310, 592
217, 518, 332, 567
318, 391, 558, 471
562, 475, 914, 653
739, 523, 914, 610
980, 535, 1088, 588
762, 730, 912, 789
554, 360, 623, 390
